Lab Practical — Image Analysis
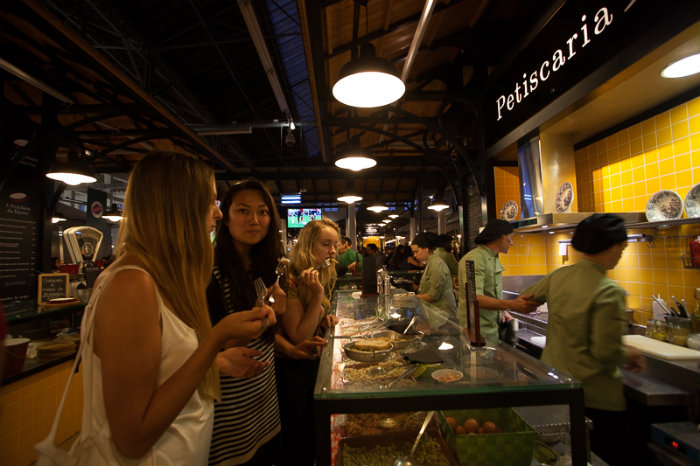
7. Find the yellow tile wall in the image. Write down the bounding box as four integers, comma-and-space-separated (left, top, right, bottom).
576, 96, 700, 213
493, 166, 521, 220
0, 361, 83, 466
496, 97, 700, 324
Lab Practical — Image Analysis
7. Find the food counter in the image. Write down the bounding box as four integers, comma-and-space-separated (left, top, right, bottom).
313, 289, 588, 466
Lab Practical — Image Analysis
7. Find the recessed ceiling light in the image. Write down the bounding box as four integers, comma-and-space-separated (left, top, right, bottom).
661, 53, 700, 78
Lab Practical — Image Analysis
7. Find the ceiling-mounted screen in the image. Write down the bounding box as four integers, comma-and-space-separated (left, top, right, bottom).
287, 208, 322, 228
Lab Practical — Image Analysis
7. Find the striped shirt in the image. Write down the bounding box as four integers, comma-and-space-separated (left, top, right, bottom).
207, 266, 280, 466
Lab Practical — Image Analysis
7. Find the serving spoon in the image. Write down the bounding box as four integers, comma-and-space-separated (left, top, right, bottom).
394, 411, 434, 466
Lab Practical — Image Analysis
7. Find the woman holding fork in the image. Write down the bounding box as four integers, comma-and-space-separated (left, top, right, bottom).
276, 218, 341, 465
207, 179, 324, 466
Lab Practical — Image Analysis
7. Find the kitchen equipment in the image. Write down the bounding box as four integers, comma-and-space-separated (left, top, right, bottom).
393, 411, 434, 466
385, 365, 418, 388
653, 295, 672, 316
343, 341, 393, 363
402, 315, 418, 335
666, 318, 691, 346
622, 335, 700, 360
650, 422, 700, 465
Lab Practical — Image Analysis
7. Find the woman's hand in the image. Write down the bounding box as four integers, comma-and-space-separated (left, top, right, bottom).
215, 305, 276, 345
267, 283, 287, 316
291, 336, 327, 359
300, 267, 324, 295
319, 314, 338, 330
216, 347, 269, 378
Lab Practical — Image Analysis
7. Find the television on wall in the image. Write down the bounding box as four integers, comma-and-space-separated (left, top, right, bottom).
287, 208, 322, 228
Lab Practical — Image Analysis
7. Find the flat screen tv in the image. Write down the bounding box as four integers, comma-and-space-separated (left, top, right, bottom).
287, 208, 322, 228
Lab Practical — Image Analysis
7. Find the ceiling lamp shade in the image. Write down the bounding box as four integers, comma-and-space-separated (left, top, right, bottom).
46, 163, 97, 185
661, 53, 700, 78
102, 205, 123, 222
367, 205, 389, 213
427, 199, 450, 212
388, 214, 399, 219
332, 43, 405, 108
338, 194, 363, 204
335, 155, 376, 171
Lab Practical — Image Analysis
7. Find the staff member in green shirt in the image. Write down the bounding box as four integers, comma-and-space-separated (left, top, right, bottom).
335, 236, 362, 275
521, 213, 645, 466
411, 233, 458, 331
457, 219, 539, 344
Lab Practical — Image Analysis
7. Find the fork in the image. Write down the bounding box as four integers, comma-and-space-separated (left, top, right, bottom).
314, 258, 332, 271
274, 257, 290, 285
254, 277, 267, 307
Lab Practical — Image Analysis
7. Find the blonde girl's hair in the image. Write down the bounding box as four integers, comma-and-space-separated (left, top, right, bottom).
116, 151, 220, 400
289, 218, 340, 307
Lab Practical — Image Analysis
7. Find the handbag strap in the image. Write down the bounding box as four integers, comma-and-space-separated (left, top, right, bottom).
43, 265, 150, 444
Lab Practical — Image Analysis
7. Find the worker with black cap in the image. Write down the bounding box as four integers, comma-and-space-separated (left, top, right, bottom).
521, 213, 646, 466
457, 219, 539, 345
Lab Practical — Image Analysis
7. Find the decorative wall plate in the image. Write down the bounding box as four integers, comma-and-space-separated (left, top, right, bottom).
684, 183, 700, 218
499, 200, 519, 221
645, 190, 683, 221
555, 182, 574, 213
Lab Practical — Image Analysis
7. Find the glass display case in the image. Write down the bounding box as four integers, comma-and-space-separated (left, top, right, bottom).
313, 289, 588, 465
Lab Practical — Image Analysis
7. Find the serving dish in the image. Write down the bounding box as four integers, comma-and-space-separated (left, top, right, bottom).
684, 183, 700, 218
343, 341, 393, 363
431, 368, 464, 383
555, 182, 574, 213
372, 330, 424, 350
500, 200, 519, 221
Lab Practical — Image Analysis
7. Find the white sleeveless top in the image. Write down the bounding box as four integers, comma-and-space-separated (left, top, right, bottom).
71, 265, 213, 465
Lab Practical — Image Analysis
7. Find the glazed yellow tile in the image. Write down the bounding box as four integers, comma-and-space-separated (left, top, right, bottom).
642, 119, 656, 135
658, 157, 675, 174
621, 171, 633, 186
656, 112, 671, 129
676, 170, 693, 188
630, 137, 643, 155
647, 178, 661, 193
689, 116, 700, 136
660, 173, 676, 190
621, 183, 634, 198
673, 138, 690, 156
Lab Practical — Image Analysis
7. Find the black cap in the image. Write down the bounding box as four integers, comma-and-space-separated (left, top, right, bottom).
474, 219, 514, 244
571, 213, 627, 254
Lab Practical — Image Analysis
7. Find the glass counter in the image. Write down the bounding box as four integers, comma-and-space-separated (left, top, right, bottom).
313, 289, 588, 465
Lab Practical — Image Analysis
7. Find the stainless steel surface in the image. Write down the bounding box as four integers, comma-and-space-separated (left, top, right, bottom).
513, 212, 647, 232
502, 275, 546, 294
623, 371, 690, 406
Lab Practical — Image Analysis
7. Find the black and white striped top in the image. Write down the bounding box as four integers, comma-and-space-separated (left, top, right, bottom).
207, 266, 280, 466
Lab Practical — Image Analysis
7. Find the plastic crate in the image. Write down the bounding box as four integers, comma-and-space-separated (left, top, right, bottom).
438, 408, 537, 466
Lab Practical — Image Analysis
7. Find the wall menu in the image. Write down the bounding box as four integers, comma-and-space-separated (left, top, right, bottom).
0, 184, 41, 315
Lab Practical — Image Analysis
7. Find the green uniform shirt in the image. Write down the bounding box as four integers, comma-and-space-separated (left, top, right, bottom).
434, 247, 458, 277
419, 254, 457, 328
522, 258, 628, 411
337, 248, 363, 274
458, 245, 504, 346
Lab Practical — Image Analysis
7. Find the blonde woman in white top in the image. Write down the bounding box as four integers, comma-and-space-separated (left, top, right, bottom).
72, 151, 276, 465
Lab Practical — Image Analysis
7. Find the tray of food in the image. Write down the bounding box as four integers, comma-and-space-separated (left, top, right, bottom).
343, 338, 394, 362
337, 428, 457, 466
342, 359, 414, 385
341, 412, 440, 437
372, 329, 424, 351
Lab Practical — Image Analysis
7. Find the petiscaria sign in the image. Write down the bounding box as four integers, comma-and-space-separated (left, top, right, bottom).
495, 6, 614, 122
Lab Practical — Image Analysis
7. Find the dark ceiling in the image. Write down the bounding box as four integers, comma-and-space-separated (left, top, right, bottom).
1, 0, 697, 228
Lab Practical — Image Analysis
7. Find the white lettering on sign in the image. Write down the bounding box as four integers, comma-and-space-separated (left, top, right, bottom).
495, 6, 614, 121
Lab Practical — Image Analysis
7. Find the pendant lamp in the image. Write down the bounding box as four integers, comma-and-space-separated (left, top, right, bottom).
332, 43, 405, 108
45, 163, 97, 185
334, 139, 376, 172
427, 199, 450, 212
338, 194, 363, 204
102, 205, 123, 222
367, 205, 388, 213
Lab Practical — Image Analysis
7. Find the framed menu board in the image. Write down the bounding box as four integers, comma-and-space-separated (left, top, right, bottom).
38, 273, 70, 303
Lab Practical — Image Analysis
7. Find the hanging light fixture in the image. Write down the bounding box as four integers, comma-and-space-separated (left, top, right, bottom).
367, 205, 388, 213
46, 148, 97, 186
661, 53, 700, 78
332, 43, 405, 108
427, 199, 450, 212
102, 205, 123, 222
388, 214, 399, 219
46, 163, 97, 185
335, 139, 377, 172
338, 194, 363, 204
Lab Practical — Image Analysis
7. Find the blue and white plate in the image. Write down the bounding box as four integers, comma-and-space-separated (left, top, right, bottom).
500, 200, 519, 221
684, 183, 700, 218
645, 190, 683, 222
555, 182, 574, 213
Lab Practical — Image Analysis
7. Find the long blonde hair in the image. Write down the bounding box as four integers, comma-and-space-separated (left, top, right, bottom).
116, 151, 219, 400
289, 218, 339, 307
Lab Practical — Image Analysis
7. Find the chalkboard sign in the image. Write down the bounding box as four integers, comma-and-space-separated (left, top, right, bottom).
38, 273, 69, 303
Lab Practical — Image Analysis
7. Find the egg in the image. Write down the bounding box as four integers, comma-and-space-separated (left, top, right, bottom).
446, 417, 458, 430
463, 418, 479, 433
455, 426, 466, 435
482, 421, 499, 433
